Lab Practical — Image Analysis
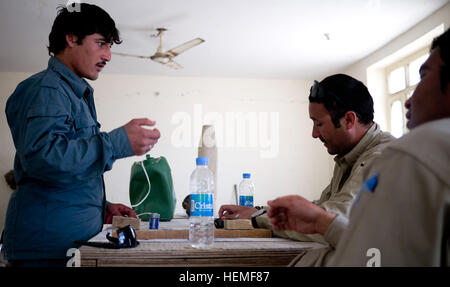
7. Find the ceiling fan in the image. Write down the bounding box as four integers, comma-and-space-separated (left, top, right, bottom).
112, 28, 205, 69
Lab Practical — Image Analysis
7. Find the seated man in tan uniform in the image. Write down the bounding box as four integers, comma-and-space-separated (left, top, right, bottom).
268, 29, 450, 266
219, 74, 394, 244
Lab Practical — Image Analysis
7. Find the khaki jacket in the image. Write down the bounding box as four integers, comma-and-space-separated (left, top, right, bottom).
257, 123, 394, 244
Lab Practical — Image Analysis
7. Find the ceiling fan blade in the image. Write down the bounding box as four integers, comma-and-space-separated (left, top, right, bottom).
112, 52, 151, 59
167, 38, 205, 57
165, 60, 183, 70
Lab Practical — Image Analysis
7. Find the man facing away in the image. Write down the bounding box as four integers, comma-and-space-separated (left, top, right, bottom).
220, 74, 394, 244
268, 29, 450, 267
4, 3, 160, 267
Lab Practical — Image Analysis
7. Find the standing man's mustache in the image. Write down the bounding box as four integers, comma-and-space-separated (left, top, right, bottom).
96, 61, 107, 67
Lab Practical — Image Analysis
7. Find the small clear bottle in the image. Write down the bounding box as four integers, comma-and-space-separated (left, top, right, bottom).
239, 173, 254, 207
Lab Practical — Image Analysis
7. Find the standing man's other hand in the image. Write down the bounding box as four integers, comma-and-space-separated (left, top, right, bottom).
105, 203, 138, 224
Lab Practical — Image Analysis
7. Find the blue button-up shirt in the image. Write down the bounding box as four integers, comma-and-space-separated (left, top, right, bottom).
4, 57, 133, 260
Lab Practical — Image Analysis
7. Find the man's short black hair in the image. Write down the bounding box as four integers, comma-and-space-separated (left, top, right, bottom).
431, 28, 449, 92
309, 74, 374, 128
48, 3, 122, 56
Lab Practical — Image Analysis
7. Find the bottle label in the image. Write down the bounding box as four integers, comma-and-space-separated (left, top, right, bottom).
239, 195, 254, 207
190, 194, 214, 216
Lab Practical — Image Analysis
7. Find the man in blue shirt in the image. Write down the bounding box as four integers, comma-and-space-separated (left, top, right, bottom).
4, 3, 160, 267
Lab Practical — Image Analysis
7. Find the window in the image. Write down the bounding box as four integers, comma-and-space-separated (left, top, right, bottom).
386, 48, 429, 138
390, 100, 404, 138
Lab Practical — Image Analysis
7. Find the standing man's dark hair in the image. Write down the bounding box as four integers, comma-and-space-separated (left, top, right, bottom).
309, 74, 374, 128
48, 3, 122, 56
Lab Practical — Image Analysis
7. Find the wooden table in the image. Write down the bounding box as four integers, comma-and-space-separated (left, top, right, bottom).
79, 219, 326, 267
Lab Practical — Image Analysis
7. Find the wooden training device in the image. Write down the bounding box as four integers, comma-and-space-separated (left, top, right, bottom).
112, 216, 141, 230
223, 219, 254, 230
111, 218, 271, 239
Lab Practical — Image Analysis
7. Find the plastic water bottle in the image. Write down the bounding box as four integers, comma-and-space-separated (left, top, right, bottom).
239, 173, 254, 207
189, 157, 215, 248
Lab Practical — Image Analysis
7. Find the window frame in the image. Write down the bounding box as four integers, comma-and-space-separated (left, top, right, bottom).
385, 47, 429, 137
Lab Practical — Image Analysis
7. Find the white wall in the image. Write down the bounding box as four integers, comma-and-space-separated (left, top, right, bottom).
0, 72, 333, 229
342, 3, 450, 131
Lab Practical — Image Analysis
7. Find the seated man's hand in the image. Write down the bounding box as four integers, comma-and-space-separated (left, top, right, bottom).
105, 203, 138, 224
218, 205, 257, 219
267, 195, 336, 236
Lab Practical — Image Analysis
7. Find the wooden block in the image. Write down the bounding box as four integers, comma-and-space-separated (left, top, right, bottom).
112, 229, 188, 239
112, 216, 141, 230
224, 219, 254, 230
137, 229, 188, 239
215, 229, 271, 238
112, 228, 272, 239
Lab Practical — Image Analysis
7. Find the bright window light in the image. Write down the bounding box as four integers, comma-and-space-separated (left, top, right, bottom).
390, 100, 404, 138
388, 67, 406, 94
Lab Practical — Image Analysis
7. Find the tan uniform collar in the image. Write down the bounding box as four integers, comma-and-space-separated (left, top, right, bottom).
334, 122, 380, 168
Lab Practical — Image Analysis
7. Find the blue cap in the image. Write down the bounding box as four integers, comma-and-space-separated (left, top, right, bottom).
196, 157, 209, 166
243, 173, 251, 178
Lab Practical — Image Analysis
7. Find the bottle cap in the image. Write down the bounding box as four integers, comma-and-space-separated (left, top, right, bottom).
151, 213, 160, 219
196, 157, 209, 166
243, 173, 251, 179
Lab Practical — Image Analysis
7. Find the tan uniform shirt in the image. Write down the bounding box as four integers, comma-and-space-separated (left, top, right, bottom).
256, 123, 394, 244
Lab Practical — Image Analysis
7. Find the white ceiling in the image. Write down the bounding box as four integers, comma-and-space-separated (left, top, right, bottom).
0, 0, 448, 79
